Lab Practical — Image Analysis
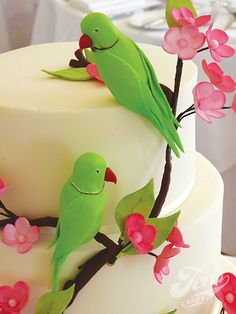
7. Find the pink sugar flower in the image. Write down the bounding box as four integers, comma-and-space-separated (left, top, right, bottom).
162, 24, 205, 60
167, 223, 190, 248
153, 244, 180, 284
125, 213, 157, 254
213, 272, 236, 314
202, 59, 235, 93
193, 82, 226, 123
86, 64, 103, 82
232, 94, 236, 114
206, 23, 235, 62
0, 178, 9, 198
172, 7, 211, 27
0, 281, 29, 314
3, 217, 40, 254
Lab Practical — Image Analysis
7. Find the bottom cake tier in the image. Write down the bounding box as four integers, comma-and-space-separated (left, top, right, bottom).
0, 153, 225, 313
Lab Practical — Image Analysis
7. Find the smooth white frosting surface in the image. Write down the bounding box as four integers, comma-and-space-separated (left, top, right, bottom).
0, 153, 224, 314
0, 42, 197, 224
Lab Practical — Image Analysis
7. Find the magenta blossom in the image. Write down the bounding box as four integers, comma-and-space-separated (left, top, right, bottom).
0, 177, 9, 198
0, 281, 29, 314
125, 213, 157, 254
232, 94, 236, 114
167, 223, 190, 248
202, 59, 235, 93
193, 82, 226, 123
3, 217, 40, 254
213, 272, 236, 314
153, 244, 180, 284
162, 24, 205, 60
86, 64, 103, 82
172, 7, 211, 27
206, 23, 235, 62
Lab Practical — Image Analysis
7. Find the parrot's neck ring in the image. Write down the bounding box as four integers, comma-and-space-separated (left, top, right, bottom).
71, 182, 104, 195
93, 38, 119, 51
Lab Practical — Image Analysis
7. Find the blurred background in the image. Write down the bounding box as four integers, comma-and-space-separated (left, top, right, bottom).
0, 0, 235, 255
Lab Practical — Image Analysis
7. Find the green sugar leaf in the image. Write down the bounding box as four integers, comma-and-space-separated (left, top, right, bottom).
115, 179, 155, 240
35, 285, 75, 314
166, 310, 177, 314
122, 211, 180, 255
166, 0, 197, 28
42, 68, 92, 81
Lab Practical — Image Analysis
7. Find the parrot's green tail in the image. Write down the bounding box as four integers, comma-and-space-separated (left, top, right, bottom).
52, 255, 67, 291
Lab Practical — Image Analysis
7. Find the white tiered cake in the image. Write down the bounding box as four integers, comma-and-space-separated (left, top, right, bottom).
0, 42, 224, 313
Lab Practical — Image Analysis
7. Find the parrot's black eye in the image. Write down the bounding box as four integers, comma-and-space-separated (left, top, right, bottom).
96, 169, 100, 174
94, 28, 100, 33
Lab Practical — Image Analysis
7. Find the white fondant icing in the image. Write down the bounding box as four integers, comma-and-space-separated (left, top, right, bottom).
0, 42, 197, 225
0, 153, 224, 313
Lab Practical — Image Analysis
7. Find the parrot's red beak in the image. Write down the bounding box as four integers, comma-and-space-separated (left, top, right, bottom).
105, 167, 117, 184
79, 34, 93, 50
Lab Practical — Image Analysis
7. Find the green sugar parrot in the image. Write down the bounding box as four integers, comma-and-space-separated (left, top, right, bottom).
49, 152, 117, 291
79, 13, 184, 157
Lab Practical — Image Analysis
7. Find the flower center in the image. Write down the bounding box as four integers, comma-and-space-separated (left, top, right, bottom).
225, 292, 235, 304
178, 38, 188, 49
18, 234, 26, 243
132, 232, 143, 243
211, 39, 219, 49
8, 298, 18, 308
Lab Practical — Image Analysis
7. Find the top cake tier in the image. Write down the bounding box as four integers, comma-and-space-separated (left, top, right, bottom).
0, 42, 197, 227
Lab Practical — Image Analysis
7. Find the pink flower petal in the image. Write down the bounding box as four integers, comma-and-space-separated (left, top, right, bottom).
217, 76, 236, 93
196, 107, 212, 123
0, 286, 14, 303
126, 214, 146, 235
154, 271, 163, 284
172, 8, 182, 23
195, 15, 211, 27
164, 28, 182, 44
181, 24, 199, 40
3, 224, 17, 245
27, 226, 40, 243
0, 178, 9, 198
17, 242, 32, 254
142, 225, 157, 243
162, 244, 181, 258
190, 33, 206, 49
215, 45, 235, 58
205, 90, 226, 109
179, 47, 196, 60
211, 29, 229, 44
232, 94, 236, 113
213, 273, 236, 301
204, 109, 225, 119
162, 264, 170, 276
168, 226, 190, 248
13, 281, 29, 310
195, 82, 214, 100
135, 242, 153, 254
210, 49, 222, 62
15, 217, 31, 236
181, 7, 194, 19
86, 64, 103, 82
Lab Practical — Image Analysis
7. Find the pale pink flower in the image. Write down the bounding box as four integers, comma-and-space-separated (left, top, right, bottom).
86, 64, 103, 82
167, 223, 190, 248
153, 244, 180, 284
0, 178, 9, 198
232, 94, 236, 114
162, 24, 205, 60
202, 59, 235, 93
172, 7, 211, 27
0, 281, 29, 314
213, 273, 236, 314
193, 82, 226, 123
206, 23, 235, 62
3, 217, 40, 254
125, 213, 157, 254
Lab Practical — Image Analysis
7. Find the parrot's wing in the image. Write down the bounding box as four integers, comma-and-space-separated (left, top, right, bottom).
52, 196, 102, 261
48, 219, 60, 249
96, 50, 182, 157
132, 40, 180, 129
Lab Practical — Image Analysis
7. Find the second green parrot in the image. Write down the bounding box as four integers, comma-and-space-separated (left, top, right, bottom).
49, 152, 117, 291
79, 13, 184, 157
